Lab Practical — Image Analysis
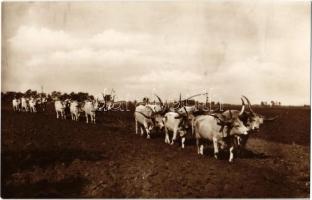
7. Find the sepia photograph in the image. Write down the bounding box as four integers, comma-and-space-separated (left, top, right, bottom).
1, 1, 310, 198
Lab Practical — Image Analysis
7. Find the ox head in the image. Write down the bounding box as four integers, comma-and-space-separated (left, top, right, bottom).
242, 96, 278, 132
152, 113, 165, 130
213, 110, 249, 136
150, 94, 169, 130
136, 107, 164, 131
63, 99, 71, 108
175, 107, 194, 133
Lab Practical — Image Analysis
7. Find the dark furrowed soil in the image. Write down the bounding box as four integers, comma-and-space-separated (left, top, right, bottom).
1, 105, 310, 198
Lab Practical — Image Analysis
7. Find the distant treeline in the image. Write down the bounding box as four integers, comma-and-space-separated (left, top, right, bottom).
1, 89, 113, 102
1, 90, 310, 109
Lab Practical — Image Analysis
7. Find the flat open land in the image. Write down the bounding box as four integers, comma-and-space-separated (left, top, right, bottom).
1, 102, 310, 198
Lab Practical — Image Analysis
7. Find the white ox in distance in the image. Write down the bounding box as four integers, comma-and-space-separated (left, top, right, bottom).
54, 99, 69, 119
21, 97, 29, 112
29, 97, 38, 113
12, 98, 21, 112
82, 100, 100, 124
70, 100, 81, 121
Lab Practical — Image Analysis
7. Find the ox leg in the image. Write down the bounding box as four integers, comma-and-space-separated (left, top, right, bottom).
56, 111, 59, 119
200, 145, 204, 155
196, 139, 204, 155
196, 138, 200, 154
140, 127, 144, 136
143, 122, 150, 139
165, 128, 170, 144
85, 114, 89, 123
91, 114, 94, 123
135, 120, 138, 134
213, 137, 219, 159
181, 137, 186, 149
145, 126, 151, 139
171, 129, 178, 145
229, 146, 235, 163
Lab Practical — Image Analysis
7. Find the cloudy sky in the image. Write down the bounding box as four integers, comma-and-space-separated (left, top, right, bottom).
2, 1, 310, 105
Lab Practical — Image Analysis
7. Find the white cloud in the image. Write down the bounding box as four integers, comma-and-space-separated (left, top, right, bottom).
130, 69, 202, 83
3, 2, 310, 105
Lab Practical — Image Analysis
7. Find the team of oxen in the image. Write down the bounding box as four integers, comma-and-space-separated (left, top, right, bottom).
54, 98, 108, 123
12, 96, 109, 124
12, 94, 277, 162
134, 95, 278, 162
12, 96, 48, 113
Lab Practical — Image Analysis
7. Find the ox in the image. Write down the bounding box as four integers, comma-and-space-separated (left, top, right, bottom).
163, 107, 194, 149
29, 97, 38, 113
134, 95, 165, 139
12, 98, 21, 112
70, 100, 81, 121
21, 97, 29, 112
222, 96, 278, 148
193, 111, 248, 162
83, 99, 100, 124
54, 99, 69, 119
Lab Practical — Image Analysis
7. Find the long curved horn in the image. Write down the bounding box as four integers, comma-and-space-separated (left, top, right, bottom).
239, 98, 245, 116
135, 111, 152, 119
154, 94, 164, 107
183, 106, 189, 116
242, 95, 254, 113
263, 115, 279, 121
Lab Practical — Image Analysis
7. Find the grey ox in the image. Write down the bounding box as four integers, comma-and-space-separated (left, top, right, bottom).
222, 96, 278, 148
163, 107, 194, 149
134, 95, 165, 139
193, 110, 249, 162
